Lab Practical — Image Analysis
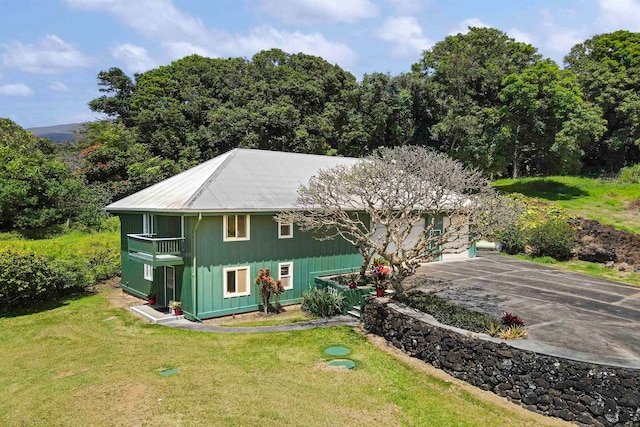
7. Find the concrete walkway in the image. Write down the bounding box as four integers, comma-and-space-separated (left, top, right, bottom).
409, 254, 640, 368
129, 304, 359, 333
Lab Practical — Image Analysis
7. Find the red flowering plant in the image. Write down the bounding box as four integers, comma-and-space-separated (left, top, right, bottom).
369, 257, 391, 291
254, 268, 284, 313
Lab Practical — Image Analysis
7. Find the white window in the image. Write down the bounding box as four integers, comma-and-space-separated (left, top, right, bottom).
278, 262, 293, 290
223, 215, 250, 241
143, 214, 154, 235
278, 220, 293, 239
223, 266, 250, 297
144, 264, 153, 281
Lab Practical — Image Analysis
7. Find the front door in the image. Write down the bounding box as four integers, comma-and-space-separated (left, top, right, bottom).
165, 266, 175, 306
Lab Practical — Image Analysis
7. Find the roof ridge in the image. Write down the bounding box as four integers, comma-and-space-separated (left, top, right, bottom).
184, 149, 238, 208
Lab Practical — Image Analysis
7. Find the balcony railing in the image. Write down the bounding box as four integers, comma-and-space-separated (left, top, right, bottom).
127, 234, 185, 266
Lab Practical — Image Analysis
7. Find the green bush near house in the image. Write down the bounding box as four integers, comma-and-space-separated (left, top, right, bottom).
527, 219, 576, 260
0, 249, 68, 307
0, 230, 120, 310
301, 287, 344, 317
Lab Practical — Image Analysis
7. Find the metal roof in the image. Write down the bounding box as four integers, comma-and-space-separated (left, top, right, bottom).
105, 148, 360, 213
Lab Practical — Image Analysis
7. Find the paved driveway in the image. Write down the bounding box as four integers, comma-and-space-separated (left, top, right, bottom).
409, 254, 640, 368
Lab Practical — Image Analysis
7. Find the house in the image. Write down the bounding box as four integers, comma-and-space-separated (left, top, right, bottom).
106, 148, 476, 320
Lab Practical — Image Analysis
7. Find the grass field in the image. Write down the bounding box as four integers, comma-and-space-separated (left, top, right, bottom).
493, 176, 640, 234
0, 229, 119, 259
0, 289, 566, 427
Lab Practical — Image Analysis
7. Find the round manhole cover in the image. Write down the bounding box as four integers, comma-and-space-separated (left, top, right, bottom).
324, 346, 351, 356
327, 359, 356, 369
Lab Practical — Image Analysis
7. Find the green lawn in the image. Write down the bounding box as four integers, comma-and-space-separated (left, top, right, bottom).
493, 176, 640, 234
0, 290, 565, 427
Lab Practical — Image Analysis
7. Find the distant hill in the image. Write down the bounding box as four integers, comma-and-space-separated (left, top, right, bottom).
27, 123, 84, 143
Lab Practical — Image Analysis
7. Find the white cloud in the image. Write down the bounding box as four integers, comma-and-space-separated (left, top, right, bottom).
260, 0, 378, 24
66, 0, 358, 66
50, 81, 69, 91
110, 43, 157, 73
2, 34, 92, 74
449, 18, 491, 36
234, 27, 358, 66
508, 28, 534, 45
597, 0, 640, 31
161, 42, 213, 60
388, 0, 424, 14
540, 10, 585, 55
376, 16, 432, 60
0, 83, 33, 96
66, 0, 208, 42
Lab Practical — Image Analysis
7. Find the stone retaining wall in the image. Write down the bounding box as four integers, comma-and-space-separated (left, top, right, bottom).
363, 297, 640, 426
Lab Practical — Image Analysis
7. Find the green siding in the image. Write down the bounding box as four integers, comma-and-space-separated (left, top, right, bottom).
119, 213, 155, 299
192, 214, 361, 319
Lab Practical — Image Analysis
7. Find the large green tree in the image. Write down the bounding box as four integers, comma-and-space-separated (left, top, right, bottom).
0, 119, 74, 230
413, 27, 541, 177
354, 72, 430, 154
500, 60, 606, 177
90, 50, 364, 171
565, 30, 640, 172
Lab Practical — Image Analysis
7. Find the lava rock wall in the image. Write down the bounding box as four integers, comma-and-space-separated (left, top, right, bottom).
364, 297, 640, 426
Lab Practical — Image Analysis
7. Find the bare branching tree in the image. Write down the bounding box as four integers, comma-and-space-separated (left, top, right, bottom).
278, 146, 517, 294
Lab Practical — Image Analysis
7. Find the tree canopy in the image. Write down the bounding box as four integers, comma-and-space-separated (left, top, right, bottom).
565, 30, 640, 172
279, 146, 514, 293
0, 119, 107, 231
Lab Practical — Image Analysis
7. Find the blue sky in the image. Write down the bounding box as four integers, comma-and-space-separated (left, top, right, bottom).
0, 0, 637, 128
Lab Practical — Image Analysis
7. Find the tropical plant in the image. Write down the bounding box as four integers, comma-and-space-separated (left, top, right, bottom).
500, 312, 525, 327
497, 326, 528, 340
301, 287, 344, 317
254, 268, 284, 314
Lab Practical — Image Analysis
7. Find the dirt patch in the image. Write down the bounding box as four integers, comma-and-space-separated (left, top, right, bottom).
100, 277, 146, 309
201, 304, 304, 325
572, 218, 640, 268
629, 197, 640, 211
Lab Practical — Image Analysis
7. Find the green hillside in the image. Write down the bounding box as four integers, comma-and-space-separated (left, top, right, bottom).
493, 176, 640, 234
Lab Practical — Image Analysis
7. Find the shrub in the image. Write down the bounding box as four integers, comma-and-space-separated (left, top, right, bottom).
527, 219, 576, 260
0, 249, 70, 308
402, 291, 497, 333
497, 326, 528, 340
301, 287, 344, 317
619, 164, 640, 184
492, 225, 527, 254
500, 312, 525, 327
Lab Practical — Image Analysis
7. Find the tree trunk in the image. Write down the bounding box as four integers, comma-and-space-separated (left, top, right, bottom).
512, 143, 520, 179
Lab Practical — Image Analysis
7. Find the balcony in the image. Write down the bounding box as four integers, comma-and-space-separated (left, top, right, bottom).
127, 234, 185, 267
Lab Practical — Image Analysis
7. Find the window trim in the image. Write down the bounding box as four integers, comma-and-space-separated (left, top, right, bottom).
144, 264, 153, 281
278, 262, 293, 290
278, 220, 293, 239
223, 266, 251, 298
223, 215, 250, 242
143, 213, 154, 235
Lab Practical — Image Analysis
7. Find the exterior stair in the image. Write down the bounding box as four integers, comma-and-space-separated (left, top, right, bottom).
347, 305, 361, 320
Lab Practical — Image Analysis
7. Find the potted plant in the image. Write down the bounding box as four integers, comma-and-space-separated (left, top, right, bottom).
169, 301, 182, 315
374, 281, 387, 297
147, 292, 157, 305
